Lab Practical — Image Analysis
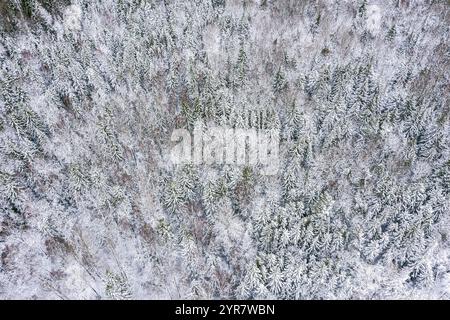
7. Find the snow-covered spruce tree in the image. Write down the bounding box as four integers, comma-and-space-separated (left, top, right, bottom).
0, 0, 449, 299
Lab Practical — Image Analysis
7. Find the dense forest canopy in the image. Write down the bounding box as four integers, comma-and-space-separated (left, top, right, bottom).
0, 0, 449, 299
